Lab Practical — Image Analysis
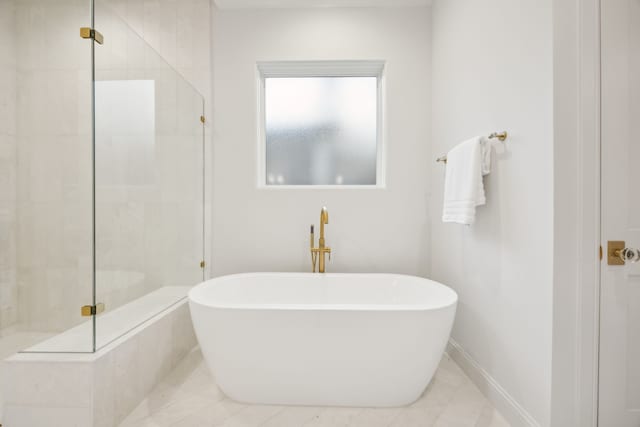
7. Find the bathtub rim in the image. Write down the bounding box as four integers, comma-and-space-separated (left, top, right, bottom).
189, 272, 458, 312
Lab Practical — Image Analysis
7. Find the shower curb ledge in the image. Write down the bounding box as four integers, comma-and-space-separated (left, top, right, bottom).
1, 299, 196, 427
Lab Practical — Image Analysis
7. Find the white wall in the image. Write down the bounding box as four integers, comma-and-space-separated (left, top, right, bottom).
430, 1, 553, 425
0, 0, 17, 333
211, 6, 432, 276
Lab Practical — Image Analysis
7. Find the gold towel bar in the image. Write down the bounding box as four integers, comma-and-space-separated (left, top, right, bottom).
436, 131, 508, 164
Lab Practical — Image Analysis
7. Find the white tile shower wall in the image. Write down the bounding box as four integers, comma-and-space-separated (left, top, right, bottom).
430, 0, 553, 426
211, 6, 432, 276
14, 0, 94, 336
0, 0, 18, 332
97, 0, 212, 132
2, 301, 196, 427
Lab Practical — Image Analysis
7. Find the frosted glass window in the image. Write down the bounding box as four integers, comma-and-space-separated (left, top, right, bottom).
264, 76, 378, 186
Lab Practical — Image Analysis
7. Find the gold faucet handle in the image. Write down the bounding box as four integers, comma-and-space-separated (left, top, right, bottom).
310, 248, 318, 272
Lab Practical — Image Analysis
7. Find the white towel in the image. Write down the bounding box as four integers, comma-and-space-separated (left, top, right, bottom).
442, 136, 491, 225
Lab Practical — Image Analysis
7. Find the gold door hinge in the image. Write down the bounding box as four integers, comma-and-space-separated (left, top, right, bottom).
599, 245, 603, 260
200, 115, 205, 124
81, 303, 105, 317
80, 27, 104, 45
200, 260, 206, 269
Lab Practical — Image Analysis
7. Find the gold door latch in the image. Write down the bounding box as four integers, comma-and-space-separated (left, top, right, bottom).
81, 303, 105, 317
607, 241, 640, 265
608, 241, 626, 265
80, 27, 104, 44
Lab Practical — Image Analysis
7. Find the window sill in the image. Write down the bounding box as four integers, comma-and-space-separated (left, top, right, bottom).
257, 184, 386, 190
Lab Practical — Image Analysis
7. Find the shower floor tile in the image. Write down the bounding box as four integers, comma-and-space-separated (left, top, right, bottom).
118, 348, 510, 427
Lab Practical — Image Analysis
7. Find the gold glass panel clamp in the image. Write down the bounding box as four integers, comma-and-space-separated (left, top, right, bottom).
80, 27, 104, 44
81, 303, 105, 317
607, 241, 640, 265
310, 207, 331, 273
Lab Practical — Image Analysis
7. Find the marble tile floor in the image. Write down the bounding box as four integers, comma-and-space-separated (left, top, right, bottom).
119, 348, 510, 427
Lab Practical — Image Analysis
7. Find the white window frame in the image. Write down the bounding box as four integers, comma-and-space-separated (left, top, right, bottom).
256, 60, 386, 189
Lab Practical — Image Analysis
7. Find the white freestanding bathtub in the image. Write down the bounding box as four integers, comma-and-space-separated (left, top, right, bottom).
189, 273, 457, 407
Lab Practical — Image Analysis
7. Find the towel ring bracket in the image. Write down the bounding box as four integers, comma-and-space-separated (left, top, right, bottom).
436, 131, 508, 163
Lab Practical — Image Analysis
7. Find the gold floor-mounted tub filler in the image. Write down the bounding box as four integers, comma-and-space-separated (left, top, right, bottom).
310, 207, 331, 273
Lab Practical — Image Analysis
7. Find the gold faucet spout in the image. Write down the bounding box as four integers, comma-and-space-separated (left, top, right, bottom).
319, 207, 328, 242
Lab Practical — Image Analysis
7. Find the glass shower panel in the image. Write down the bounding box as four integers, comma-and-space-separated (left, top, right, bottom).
12, 0, 95, 353
93, 2, 205, 350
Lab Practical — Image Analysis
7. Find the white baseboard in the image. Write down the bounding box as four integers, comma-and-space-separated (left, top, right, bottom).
446, 338, 540, 427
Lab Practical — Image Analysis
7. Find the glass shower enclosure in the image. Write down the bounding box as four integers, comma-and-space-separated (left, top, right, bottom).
0, 0, 205, 354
